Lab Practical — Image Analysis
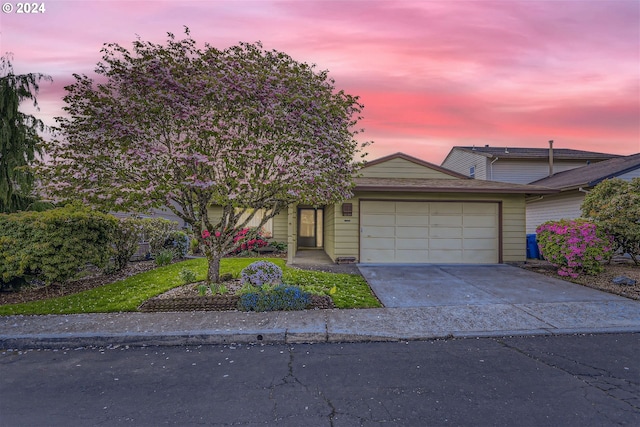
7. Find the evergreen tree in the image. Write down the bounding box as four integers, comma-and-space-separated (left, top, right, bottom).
0, 55, 52, 212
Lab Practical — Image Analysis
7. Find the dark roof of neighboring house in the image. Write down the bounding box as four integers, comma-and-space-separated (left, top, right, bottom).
530, 153, 640, 190
363, 152, 468, 179
354, 177, 558, 195
447, 146, 620, 161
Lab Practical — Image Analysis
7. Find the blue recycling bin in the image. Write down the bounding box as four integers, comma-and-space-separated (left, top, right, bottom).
526, 234, 541, 259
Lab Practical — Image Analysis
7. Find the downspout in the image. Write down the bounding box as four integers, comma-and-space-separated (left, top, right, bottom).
548, 140, 554, 176
490, 157, 499, 180
578, 187, 590, 194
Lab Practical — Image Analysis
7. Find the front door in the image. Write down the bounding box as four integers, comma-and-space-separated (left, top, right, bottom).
298, 208, 323, 248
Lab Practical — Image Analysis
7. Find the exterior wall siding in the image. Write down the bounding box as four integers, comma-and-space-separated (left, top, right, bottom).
441, 151, 488, 180
526, 192, 585, 234
333, 198, 360, 259
617, 169, 640, 181
491, 160, 593, 184
362, 157, 458, 179
206, 205, 223, 223
271, 210, 288, 242
323, 204, 336, 261
330, 192, 526, 263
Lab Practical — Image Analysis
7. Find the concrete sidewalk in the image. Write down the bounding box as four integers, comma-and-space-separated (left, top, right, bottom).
2, 298, 639, 349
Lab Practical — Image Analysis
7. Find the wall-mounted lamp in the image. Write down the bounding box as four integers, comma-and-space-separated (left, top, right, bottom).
342, 203, 353, 216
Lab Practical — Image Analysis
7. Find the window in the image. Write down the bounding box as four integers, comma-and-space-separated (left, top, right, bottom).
469, 166, 476, 179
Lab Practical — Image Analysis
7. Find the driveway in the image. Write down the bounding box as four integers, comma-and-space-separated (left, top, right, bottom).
358, 264, 629, 308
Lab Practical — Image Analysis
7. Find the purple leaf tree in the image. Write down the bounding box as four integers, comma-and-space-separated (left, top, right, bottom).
39, 29, 370, 283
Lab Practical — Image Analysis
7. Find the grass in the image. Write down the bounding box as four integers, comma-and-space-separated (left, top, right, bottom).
0, 258, 381, 315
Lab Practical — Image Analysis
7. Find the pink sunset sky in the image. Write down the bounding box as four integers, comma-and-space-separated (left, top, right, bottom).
1, 0, 638, 163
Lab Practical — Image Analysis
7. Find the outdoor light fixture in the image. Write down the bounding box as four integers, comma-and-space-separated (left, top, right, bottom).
342, 203, 353, 216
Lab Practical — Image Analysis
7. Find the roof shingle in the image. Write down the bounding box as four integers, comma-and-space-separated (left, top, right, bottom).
530, 153, 640, 189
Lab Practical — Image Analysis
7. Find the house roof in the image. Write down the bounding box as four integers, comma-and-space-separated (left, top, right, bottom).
530, 153, 640, 190
363, 152, 468, 178
354, 177, 558, 194
446, 146, 620, 161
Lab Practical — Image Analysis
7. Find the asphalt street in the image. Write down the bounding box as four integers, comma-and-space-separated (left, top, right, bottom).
1, 333, 638, 426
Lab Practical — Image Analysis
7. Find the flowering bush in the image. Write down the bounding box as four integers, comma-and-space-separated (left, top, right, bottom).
199, 227, 269, 255
240, 260, 283, 287
536, 219, 613, 278
230, 228, 269, 254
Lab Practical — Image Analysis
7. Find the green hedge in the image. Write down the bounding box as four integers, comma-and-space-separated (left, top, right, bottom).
0, 205, 117, 288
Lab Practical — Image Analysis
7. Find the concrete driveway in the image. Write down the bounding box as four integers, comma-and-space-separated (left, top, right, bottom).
358, 264, 629, 308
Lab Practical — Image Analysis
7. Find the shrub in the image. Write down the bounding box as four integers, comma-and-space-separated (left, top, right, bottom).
189, 235, 201, 255
269, 241, 287, 252
154, 249, 175, 266
582, 177, 640, 264
111, 217, 146, 272
178, 268, 197, 284
229, 227, 269, 254
0, 205, 117, 288
536, 219, 613, 278
169, 230, 189, 258
238, 285, 311, 311
240, 260, 283, 286
140, 218, 179, 255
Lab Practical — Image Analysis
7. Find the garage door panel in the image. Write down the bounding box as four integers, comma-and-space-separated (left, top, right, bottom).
396, 239, 429, 250
396, 227, 428, 239
429, 239, 462, 250
431, 203, 463, 214
361, 236, 395, 249
464, 228, 496, 238
362, 226, 395, 238
396, 215, 428, 226
361, 201, 396, 213
361, 249, 395, 263
429, 250, 463, 263
360, 201, 499, 264
361, 214, 396, 226
430, 216, 463, 227
463, 204, 498, 215
396, 250, 429, 262
463, 238, 497, 250
430, 227, 463, 238
463, 250, 498, 263
396, 202, 429, 214
464, 216, 497, 228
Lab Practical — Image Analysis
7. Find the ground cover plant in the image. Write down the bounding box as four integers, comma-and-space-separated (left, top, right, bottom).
0, 258, 380, 315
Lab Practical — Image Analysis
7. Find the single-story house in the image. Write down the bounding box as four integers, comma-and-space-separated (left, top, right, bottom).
213, 153, 556, 265
441, 145, 619, 184
526, 153, 640, 233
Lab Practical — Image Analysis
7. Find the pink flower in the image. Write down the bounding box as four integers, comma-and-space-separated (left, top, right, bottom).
202, 230, 211, 239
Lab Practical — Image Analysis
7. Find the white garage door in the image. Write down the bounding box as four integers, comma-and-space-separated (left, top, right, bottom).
360, 201, 499, 264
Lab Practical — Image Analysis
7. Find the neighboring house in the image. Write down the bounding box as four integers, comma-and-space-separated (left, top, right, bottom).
525, 153, 640, 233
210, 152, 557, 265
441, 145, 619, 184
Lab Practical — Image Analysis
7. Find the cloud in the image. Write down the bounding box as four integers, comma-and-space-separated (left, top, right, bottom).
2, 0, 638, 163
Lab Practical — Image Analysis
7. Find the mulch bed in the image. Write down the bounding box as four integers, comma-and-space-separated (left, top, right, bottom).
139, 294, 334, 312
519, 258, 640, 300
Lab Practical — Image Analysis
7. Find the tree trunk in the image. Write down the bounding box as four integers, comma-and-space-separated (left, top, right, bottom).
207, 254, 221, 284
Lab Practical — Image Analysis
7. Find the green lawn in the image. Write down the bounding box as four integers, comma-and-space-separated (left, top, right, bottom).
0, 258, 381, 315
